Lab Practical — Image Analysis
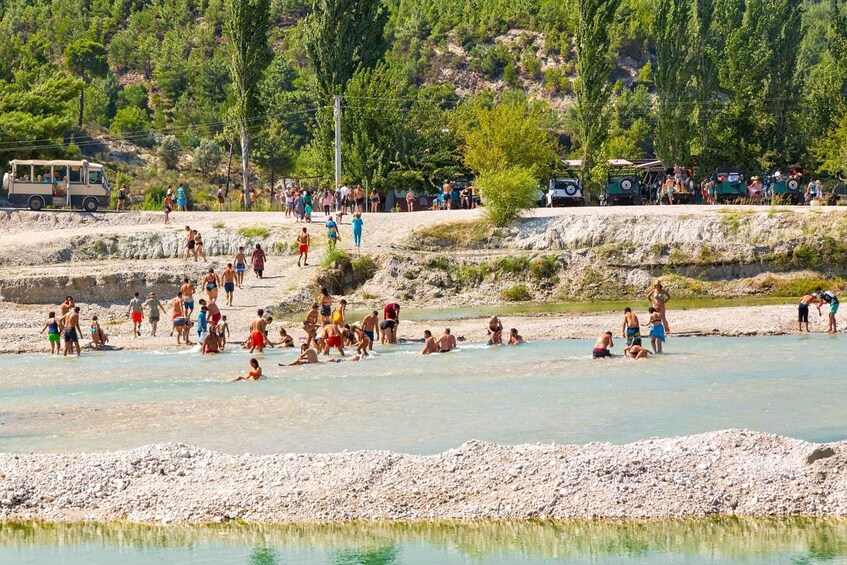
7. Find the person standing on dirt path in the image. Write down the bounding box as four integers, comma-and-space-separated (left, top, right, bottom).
234, 247, 247, 288
127, 292, 144, 337
63, 306, 82, 357
183, 226, 195, 261
163, 189, 173, 224
217, 187, 225, 211
325, 217, 340, 248
297, 227, 310, 267
176, 183, 188, 211
251, 243, 267, 279
194, 231, 207, 262
202, 268, 219, 301
221, 264, 236, 306
351, 213, 363, 248
116, 185, 127, 211
180, 278, 196, 319
143, 292, 167, 337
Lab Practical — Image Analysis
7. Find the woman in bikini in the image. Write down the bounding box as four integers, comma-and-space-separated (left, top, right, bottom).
194, 231, 207, 262
319, 288, 333, 324
369, 189, 381, 213
646, 281, 671, 332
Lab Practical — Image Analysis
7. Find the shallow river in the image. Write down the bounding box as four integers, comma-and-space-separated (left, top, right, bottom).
1, 335, 845, 454
2, 519, 847, 564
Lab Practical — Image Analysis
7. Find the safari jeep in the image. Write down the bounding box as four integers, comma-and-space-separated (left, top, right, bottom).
3, 159, 111, 212
602, 161, 642, 205
767, 165, 804, 205
545, 160, 585, 207
712, 168, 746, 203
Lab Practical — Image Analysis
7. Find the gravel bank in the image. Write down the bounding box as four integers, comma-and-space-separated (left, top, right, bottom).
1, 430, 845, 523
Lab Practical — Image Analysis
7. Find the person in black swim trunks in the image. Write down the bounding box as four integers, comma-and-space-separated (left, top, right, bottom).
798, 293, 821, 333
62, 306, 82, 357
319, 287, 333, 324
593, 331, 614, 359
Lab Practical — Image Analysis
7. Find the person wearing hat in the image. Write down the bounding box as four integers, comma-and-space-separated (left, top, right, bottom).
143, 292, 168, 337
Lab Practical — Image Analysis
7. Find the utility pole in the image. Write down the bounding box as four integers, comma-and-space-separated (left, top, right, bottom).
333, 95, 342, 191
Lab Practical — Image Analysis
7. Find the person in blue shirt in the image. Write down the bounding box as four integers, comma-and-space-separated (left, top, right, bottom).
197, 306, 208, 340
351, 212, 363, 248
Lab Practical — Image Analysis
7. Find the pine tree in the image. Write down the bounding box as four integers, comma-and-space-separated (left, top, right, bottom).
224, 0, 272, 192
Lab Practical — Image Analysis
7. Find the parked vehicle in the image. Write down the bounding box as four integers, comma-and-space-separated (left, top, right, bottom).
3, 159, 110, 212
546, 160, 585, 207
712, 168, 746, 203
601, 160, 642, 205
766, 165, 804, 205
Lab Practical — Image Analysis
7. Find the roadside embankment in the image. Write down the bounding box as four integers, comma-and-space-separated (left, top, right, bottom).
1, 430, 844, 523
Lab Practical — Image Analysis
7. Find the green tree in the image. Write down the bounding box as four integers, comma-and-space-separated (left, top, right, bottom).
224, 0, 272, 192
764, 0, 804, 158
194, 139, 223, 179
476, 166, 540, 227
573, 0, 622, 187
111, 106, 151, 138
460, 94, 560, 179
654, 0, 693, 166
304, 0, 389, 95
811, 112, 847, 178
693, 0, 718, 167
158, 134, 182, 170
64, 38, 108, 127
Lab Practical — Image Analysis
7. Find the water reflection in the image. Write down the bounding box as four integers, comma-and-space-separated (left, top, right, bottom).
2, 519, 847, 563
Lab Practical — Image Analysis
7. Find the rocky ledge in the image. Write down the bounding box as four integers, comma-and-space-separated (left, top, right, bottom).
1, 430, 845, 523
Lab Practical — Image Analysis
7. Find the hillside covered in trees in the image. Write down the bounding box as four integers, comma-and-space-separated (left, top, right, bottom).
0, 0, 845, 202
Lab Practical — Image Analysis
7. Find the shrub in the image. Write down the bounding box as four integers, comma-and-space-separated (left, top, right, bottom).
476, 166, 540, 227
530, 255, 558, 279
212, 221, 226, 229
158, 135, 181, 170
426, 256, 451, 270
321, 243, 349, 268
111, 106, 150, 142
456, 263, 491, 286
496, 255, 530, 274
238, 226, 270, 239
502, 284, 532, 301
351, 255, 378, 285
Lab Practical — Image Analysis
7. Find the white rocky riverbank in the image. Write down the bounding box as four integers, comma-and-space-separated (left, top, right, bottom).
1, 430, 845, 523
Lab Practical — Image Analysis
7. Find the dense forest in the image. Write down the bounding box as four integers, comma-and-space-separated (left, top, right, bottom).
0, 0, 845, 204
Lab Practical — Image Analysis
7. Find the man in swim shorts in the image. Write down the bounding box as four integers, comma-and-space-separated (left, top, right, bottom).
798, 293, 821, 333
62, 306, 82, 357
250, 309, 267, 354
622, 307, 641, 345
816, 286, 840, 334
593, 331, 614, 359
143, 292, 167, 337
234, 247, 247, 288
320, 322, 345, 356
421, 330, 439, 355
198, 298, 222, 326
221, 264, 236, 307
127, 291, 144, 337
180, 278, 196, 319
361, 310, 378, 350
439, 328, 457, 352
298, 227, 310, 267
170, 291, 191, 345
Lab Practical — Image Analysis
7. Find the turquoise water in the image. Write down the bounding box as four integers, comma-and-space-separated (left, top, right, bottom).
1, 335, 845, 454
2, 519, 847, 564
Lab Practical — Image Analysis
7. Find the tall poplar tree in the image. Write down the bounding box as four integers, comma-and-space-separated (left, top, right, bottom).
304, 0, 388, 96
573, 0, 621, 187
654, 0, 693, 166
225, 0, 272, 192
693, 0, 718, 168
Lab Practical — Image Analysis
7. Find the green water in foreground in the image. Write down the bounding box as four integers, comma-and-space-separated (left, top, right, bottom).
2, 519, 846, 564
352, 297, 791, 322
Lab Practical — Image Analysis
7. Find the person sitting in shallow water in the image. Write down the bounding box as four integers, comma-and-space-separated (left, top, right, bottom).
593, 331, 614, 359
231, 358, 262, 381
280, 344, 320, 366
624, 338, 650, 360
507, 328, 524, 345
486, 316, 503, 345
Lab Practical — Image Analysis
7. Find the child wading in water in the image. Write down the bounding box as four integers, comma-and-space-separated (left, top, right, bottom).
231, 358, 263, 382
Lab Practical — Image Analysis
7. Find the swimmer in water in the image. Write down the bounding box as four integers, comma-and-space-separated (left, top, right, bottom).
439, 328, 457, 352
280, 344, 320, 366
231, 358, 262, 381
486, 316, 503, 345
421, 330, 439, 355
507, 328, 524, 345
624, 338, 650, 360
